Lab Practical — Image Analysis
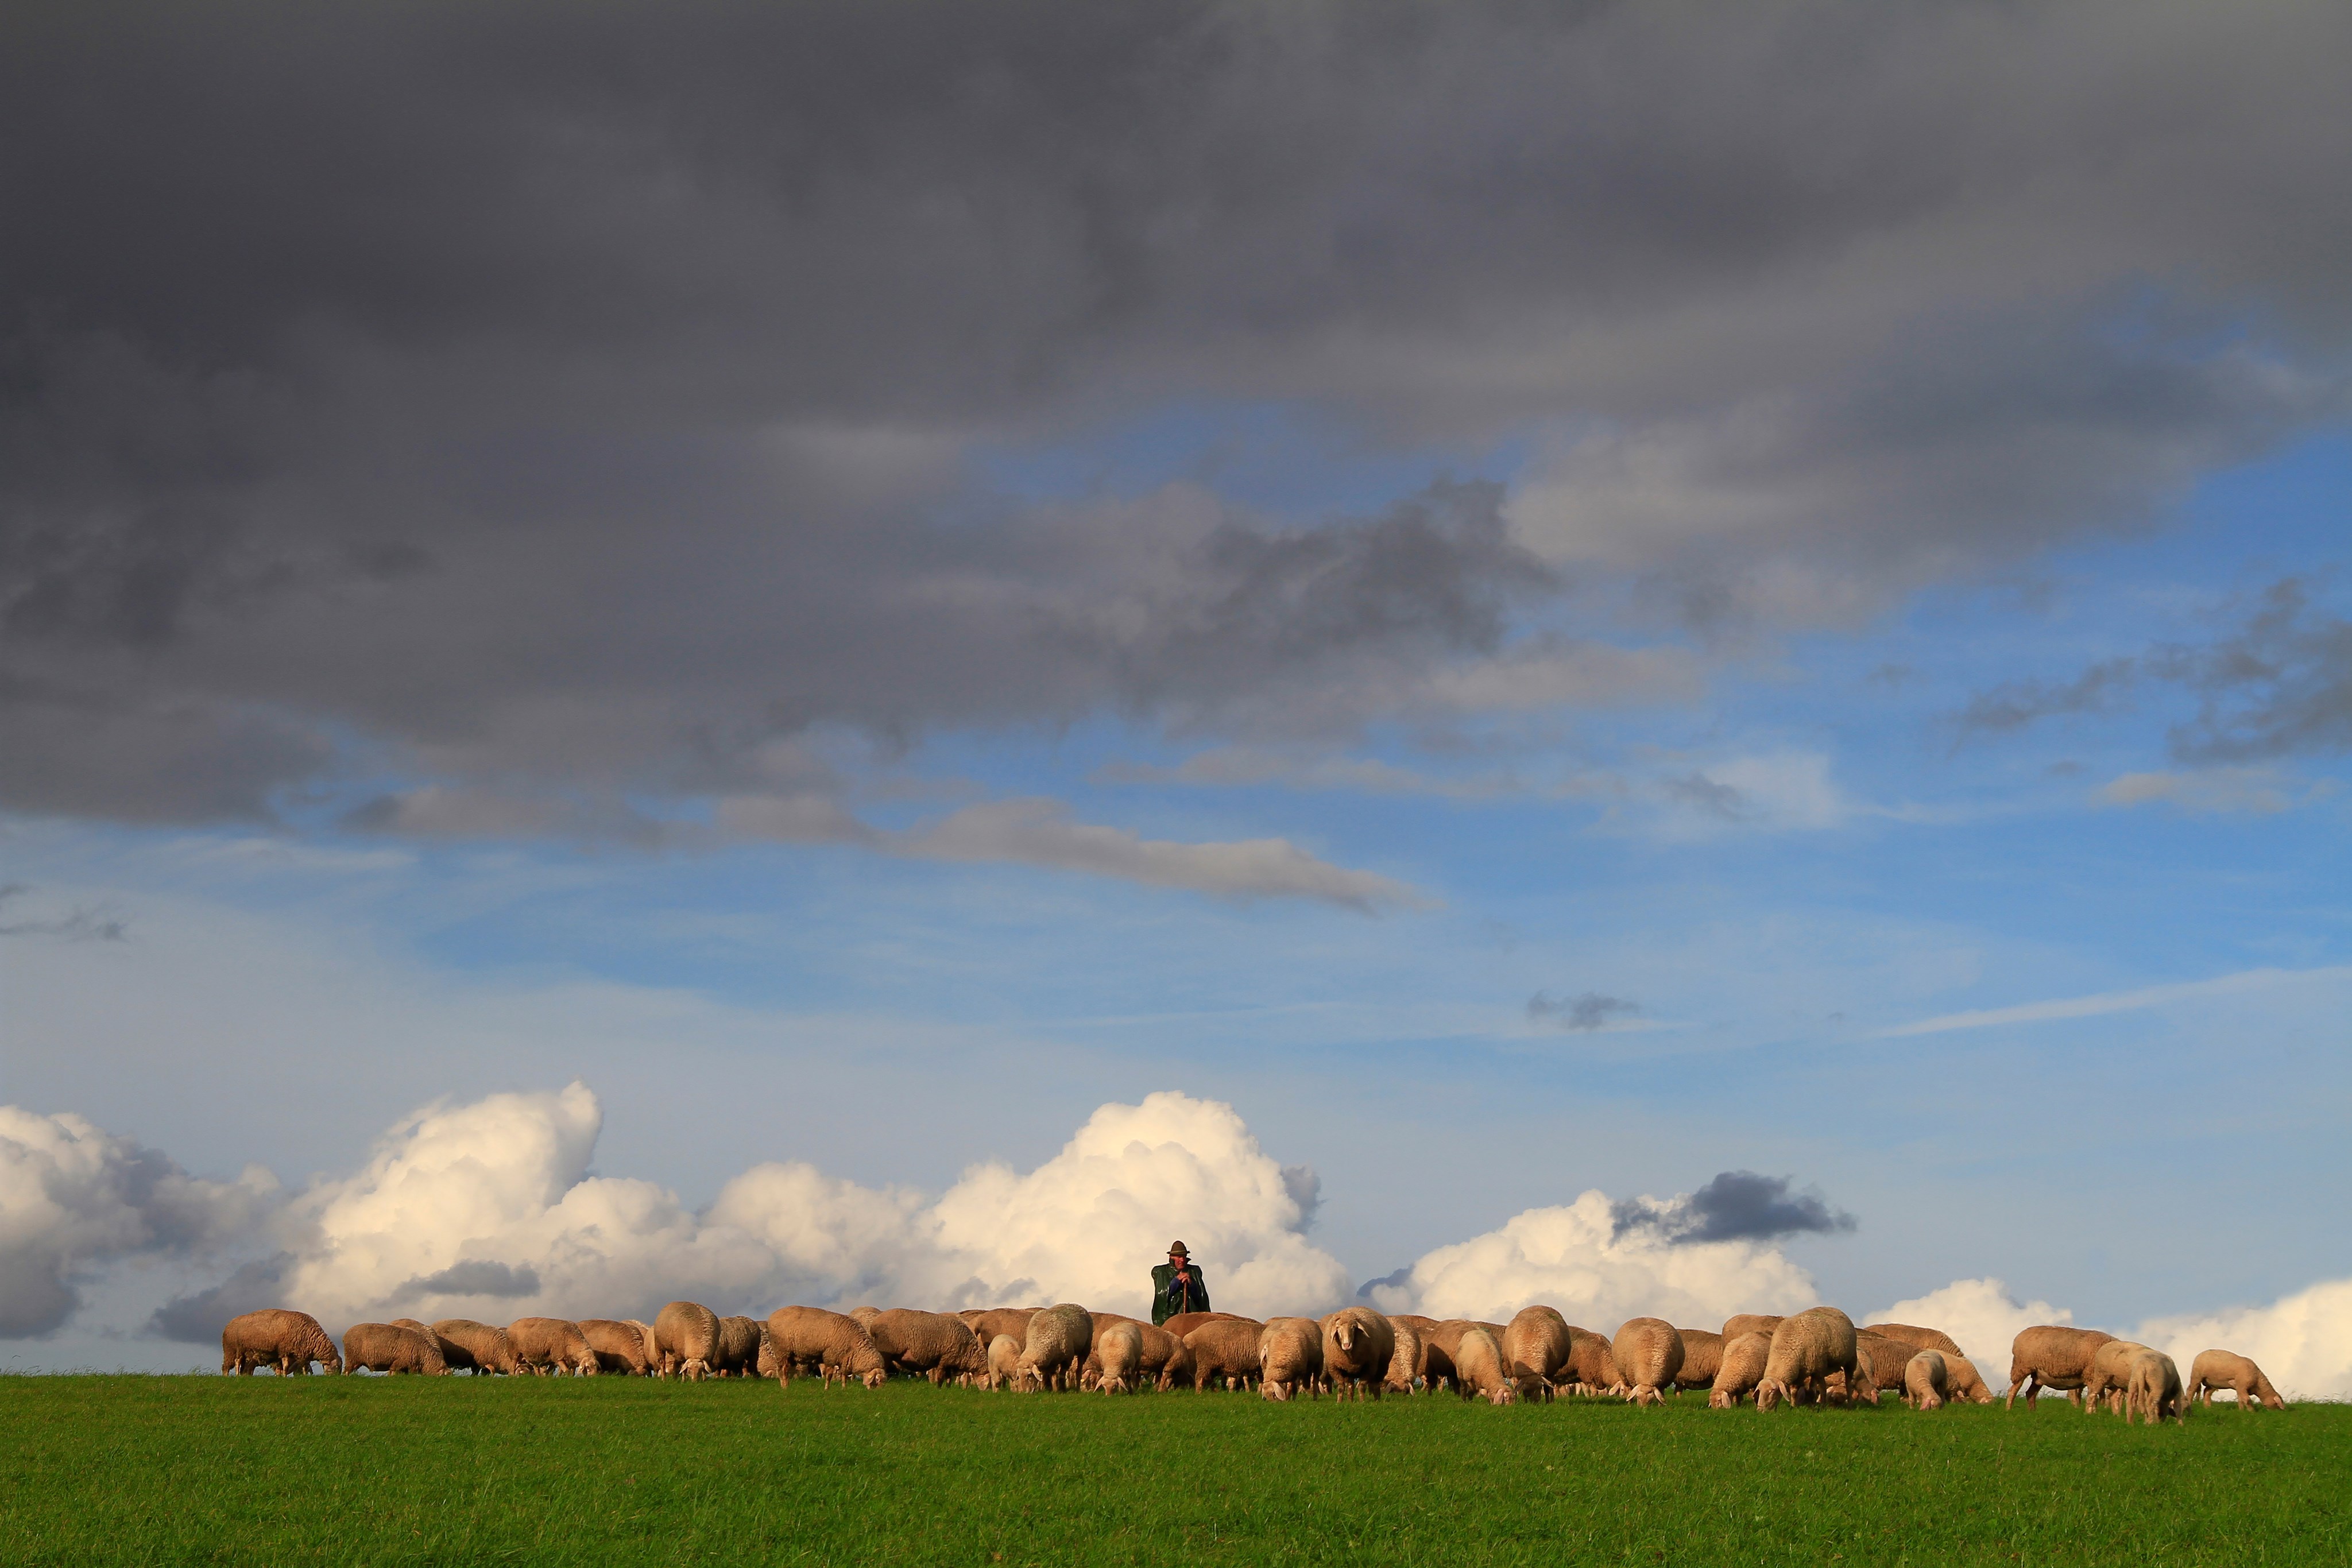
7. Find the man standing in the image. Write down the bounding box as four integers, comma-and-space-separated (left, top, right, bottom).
1150, 1240, 1209, 1326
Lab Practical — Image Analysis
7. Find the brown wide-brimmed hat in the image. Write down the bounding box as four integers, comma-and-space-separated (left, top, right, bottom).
1167, 1240, 1190, 1256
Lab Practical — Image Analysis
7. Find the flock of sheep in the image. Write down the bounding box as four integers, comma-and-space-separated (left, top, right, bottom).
218, 1301, 2287, 1423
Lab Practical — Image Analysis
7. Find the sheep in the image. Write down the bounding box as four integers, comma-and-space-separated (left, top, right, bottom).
1942, 1353, 1994, 1405
1095, 1320, 1145, 1394
579, 1318, 658, 1376
848, 1305, 882, 1329
1611, 1318, 1686, 1406
221, 1308, 342, 1376
2126, 1349, 2186, 1426
713, 1315, 764, 1378
1502, 1307, 1573, 1399
1158, 1335, 1196, 1392
2187, 1349, 2287, 1410
985, 1334, 1025, 1391
1561, 1326, 1622, 1396
392, 1319, 462, 1365
1185, 1318, 1267, 1392
1851, 1331, 1913, 1403
1080, 1313, 1145, 1388
508, 1317, 599, 1376
1866, 1321, 1967, 1358
1161, 1311, 1244, 1341
652, 1300, 721, 1381
766, 1306, 889, 1389
2006, 1325, 2117, 1410
1259, 1317, 1325, 1401
1904, 1350, 1949, 1411
1755, 1307, 1859, 1411
1450, 1326, 1519, 1405
1674, 1329, 1724, 1391
1383, 1317, 1424, 1395
757, 1326, 779, 1381
429, 1318, 518, 1376
2081, 1339, 2153, 1415
964, 1307, 1041, 1349
344, 1322, 448, 1375
1722, 1313, 1786, 1345
1320, 1307, 1397, 1401
1126, 1322, 1186, 1391
1016, 1303, 1094, 1392
1710, 1331, 1771, 1408
867, 1308, 989, 1386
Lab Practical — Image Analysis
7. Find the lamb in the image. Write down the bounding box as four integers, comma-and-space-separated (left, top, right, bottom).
2187, 1349, 2287, 1410
2006, 1325, 2116, 1409
2081, 1338, 2153, 1414
1674, 1329, 1724, 1391
344, 1322, 448, 1375
1755, 1307, 1859, 1411
2126, 1349, 2186, 1426
1320, 1307, 1397, 1401
1611, 1318, 1686, 1406
1722, 1313, 1785, 1345
1903, 1350, 1949, 1411
430, 1319, 518, 1375
652, 1300, 722, 1381
1449, 1325, 1519, 1405
713, 1315, 764, 1377
765, 1306, 889, 1389
221, 1308, 342, 1376
1709, 1331, 1771, 1407
579, 1318, 659, 1375
1502, 1307, 1573, 1399
1383, 1317, 1424, 1395
867, 1308, 989, 1386
1095, 1320, 1144, 1394
1561, 1326, 1622, 1396
1185, 1318, 1267, 1392
1016, 1303, 1094, 1392
1259, 1317, 1325, 1401
508, 1317, 599, 1376
985, 1334, 1025, 1391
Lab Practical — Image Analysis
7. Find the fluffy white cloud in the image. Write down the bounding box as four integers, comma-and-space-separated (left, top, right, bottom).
2137, 1279, 2352, 1403
1365, 1190, 1819, 1330
1868, 1277, 2074, 1392
0, 1106, 279, 1335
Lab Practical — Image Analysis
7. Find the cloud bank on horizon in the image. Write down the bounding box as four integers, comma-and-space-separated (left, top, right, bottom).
5, 1085, 2347, 1399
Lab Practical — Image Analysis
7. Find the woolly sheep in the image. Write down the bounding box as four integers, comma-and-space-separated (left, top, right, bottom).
1320, 1307, 1396, 1401
1185, 1318, 1266, 1392
1851, 1331, 1913, 1403
1095, 1320, 1145, 1395
985, 1333, 1025, 1391
1867, 1321, 1967, 1358
848, 1305, 882, 1328
1903, 1349, 1949, 1411
714, 1315, 764, 1378
868, 1309, 989, 1386
508, 1317, 598, 1376
1941, 1353, 1993, 1405
653, 1300, 722, 1381
221, 1308, 342, 1376
1080, 1313, 1143, 1389
1710, 1331, 1771, 1408
1561, 1326, 1622, 1396
1383, 1317, 1424, 1395
1259, 1317, 1324, 1401
1502, 1307, 1573, 1399
2126, 1349, 2186, 1426
1161, 1311, 1244, 1341
1017, 1303, 1094, 1392
2187, 1349, 2287, 1410
2006, 1325, 2117, 1410
1674, 1329, 1724, 1391
429, 1318, 518, 1376
2081, 1339, 2154, 1415
965, 1307, 1041, 1349
392, 1319, 463, 1364
1127, 1321, 1186, 1390
1450, 1325, 1518, 1405
1722, 1313, 1785, 1345
1611, 1318, 1685, 1406
579, 1318, 658, 1376
345, 1322, 447, 1376
767, 1306, 889, 1389
1755, 1307, 1858, 1411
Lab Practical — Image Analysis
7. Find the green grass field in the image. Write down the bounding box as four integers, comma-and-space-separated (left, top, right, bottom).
1, 1376, 2341, 1566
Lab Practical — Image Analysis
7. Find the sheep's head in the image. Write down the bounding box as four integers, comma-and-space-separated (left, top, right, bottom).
1333, 1323, 1356, 1352
862, 1366, 887, 1389
1486, 1383, 1515, 1406
1756, 1380, 1785, 1412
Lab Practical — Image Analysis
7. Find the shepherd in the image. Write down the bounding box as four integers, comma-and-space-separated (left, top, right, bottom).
1151, 1240, 1210, 1326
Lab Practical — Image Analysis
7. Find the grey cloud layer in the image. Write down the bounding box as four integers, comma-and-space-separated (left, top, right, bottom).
5, 1, 2349, 833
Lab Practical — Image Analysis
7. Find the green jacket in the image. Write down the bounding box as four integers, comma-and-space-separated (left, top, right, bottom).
1150, 1262, 1210, 1325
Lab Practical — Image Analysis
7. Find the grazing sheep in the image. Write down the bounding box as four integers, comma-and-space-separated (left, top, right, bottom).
868, 1309, 989, 1386
653, 1300, 722, 1381
221, 1308, 342, 1376
429, 1319, 518, 1376
392, 1319, 463, 1364
1611, 1318, 1686, 1406
1561, 1326, 1622, 1396
344, 1322, 448, 1376
2187, 1349, 2287, 1410
766, 1306, 889, 1389
848, 1306, 882, 1329
965, 1308, 1041, 1349
1502, 1307, 1573, 1399
1161, 1311, 1244, 1341
1450, 1326, 1519, 1405
1080, 1313, 1146, 1388
2081, 1339, 2154, 1414
2126, 1350, 2186, 1426
1722, 1314, 1786, 1345
1710, 1331, 1772, 1408
757, 1327, 779, 1381
1185, 1318, 1267, 1392
1867, 1322, 1967, 1358
1904, 1350, 1949, 1411
508, 1318, 599, 1376
1320, 1307, 1397, 1401
1851, 1332, 1914, 1403
1259, 1317, 1325, 1401
2006, 1326, 2117, 1410
1384, 1317, 1425, 1395
1017, 1303, 1094, 1392
1941, 1353, 1993, 1405
1127, 1322, 1186, 1391
579, 1318, 657, 1376
713, 1315, 764, 1378
1159, 1336, 1196, 1392
1095, 1321, 1145, 1394
1675, 1329, 1724, 1391
1755, 1307, 1859, 1411
985, 1334, 1025, 1391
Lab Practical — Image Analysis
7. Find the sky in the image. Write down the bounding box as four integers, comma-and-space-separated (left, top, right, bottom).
3, 0, 2350, 1392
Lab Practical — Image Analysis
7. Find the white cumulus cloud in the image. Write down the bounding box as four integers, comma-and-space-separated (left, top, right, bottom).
2136, 1278, 2352, 1403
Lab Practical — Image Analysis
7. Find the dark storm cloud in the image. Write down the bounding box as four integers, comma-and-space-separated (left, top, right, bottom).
1612, 1171, 1856, 1245
4, 1, 2349, 829
147, 1255, 293, 1345
404, 1260, 543, 1300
